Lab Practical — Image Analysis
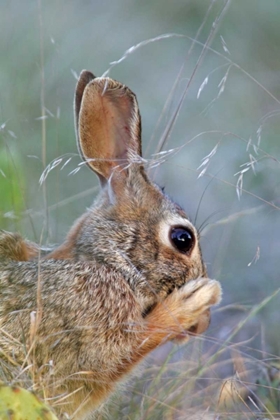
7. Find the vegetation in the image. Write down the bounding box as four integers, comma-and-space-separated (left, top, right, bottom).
0, 382, 58, 420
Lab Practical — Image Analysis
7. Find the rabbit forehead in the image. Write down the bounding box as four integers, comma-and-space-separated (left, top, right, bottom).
162, 214, 194, 228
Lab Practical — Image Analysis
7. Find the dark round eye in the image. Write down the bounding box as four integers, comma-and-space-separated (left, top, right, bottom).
170, 226, 195, 254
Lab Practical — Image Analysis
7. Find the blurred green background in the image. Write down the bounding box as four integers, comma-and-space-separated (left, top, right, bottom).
1, 0, 280, 417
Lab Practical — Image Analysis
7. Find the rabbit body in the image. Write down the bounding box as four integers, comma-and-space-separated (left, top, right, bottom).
0, 71, 222, 419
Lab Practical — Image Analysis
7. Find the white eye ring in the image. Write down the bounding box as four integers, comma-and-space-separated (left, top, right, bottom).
158, 216, 197, 251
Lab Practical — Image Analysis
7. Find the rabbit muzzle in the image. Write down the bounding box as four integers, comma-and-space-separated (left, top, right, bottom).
173, 308, 211, 343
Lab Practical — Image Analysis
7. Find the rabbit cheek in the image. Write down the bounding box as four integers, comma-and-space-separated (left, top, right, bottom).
158, 246, 196, 286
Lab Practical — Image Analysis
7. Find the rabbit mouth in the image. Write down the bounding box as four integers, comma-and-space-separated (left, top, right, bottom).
174, 309, 211, 343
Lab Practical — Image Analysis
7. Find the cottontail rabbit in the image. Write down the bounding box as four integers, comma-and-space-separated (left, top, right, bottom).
0, 70, 222, 419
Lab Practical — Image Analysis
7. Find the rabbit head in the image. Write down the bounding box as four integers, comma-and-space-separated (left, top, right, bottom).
50, 70, 207, 313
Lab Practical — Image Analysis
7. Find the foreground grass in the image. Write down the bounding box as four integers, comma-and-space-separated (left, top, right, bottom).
1, 290, 279, 419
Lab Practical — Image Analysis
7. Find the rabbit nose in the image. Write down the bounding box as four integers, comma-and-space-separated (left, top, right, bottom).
173, 309, 211, 343
188, 309, 211, 335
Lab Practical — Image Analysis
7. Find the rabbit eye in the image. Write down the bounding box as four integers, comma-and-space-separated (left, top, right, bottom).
170, 226, 195, 254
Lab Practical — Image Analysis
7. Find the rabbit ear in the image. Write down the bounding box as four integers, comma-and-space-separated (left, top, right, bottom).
74, 70, 96, 134
75, 71, 142, 185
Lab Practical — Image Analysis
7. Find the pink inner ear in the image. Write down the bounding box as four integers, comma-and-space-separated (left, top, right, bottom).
101, 91, 132, 161
78, 78, 140, 181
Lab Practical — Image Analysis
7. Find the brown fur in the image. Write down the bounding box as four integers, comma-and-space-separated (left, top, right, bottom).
0, 71, 222, 419
0, 230, 39, 261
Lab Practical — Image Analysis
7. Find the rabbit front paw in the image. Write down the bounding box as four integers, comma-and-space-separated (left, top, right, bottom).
171, 278, 222, 341
177, 278, 222, 310
146, 278, 222, 344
